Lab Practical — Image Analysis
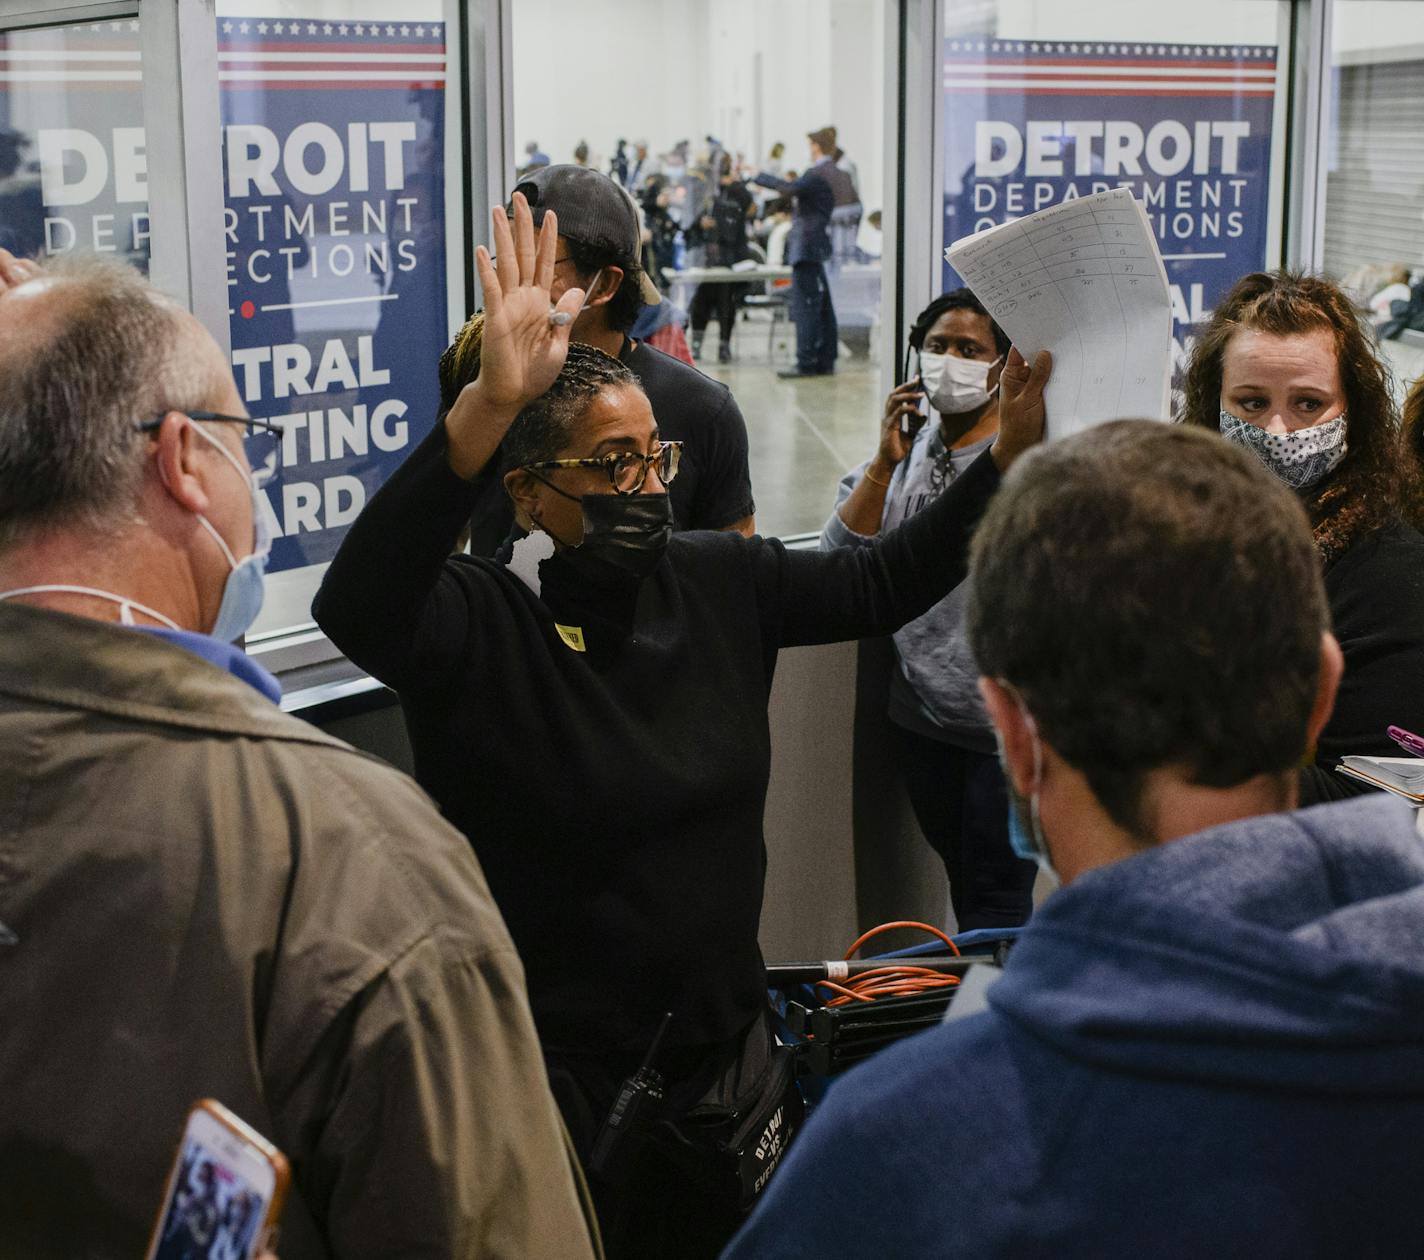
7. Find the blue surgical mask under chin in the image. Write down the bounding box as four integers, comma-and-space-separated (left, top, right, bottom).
192, 424, 271, 642
1218, 409, 1347, 491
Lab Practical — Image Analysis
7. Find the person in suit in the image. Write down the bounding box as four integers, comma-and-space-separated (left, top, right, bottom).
754, 126, 841, 378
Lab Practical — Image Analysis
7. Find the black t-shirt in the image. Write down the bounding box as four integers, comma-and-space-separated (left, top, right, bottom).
464, 338, 756, 556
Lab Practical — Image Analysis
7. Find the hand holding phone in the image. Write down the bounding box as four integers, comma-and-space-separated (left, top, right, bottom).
146, 1100, 289, 1260
896, 377, 927, 438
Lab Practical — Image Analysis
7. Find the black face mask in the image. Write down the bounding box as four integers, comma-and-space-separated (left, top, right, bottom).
568, 492, 673, 580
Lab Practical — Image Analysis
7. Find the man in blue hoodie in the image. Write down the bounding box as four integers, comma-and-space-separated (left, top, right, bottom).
724, 419, 1424, 1258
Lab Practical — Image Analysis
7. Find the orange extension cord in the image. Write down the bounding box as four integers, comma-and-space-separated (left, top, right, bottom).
813, 920, 962, 1008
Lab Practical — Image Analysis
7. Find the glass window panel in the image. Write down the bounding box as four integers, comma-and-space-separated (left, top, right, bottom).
941, 1, 1291, 400
1323, 0, 1424, 399
214, 0, 462, 653
511, 0, 887, 539
0, 17, 149, 269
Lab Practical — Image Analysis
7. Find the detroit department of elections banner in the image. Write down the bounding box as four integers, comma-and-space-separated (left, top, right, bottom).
941, 38, 1278, 376
1, 16, 448, 576
221, 16, 447, 573
0, 22, 149, 265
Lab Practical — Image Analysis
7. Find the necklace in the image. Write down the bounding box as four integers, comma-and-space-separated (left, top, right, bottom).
926, 446, 957, 497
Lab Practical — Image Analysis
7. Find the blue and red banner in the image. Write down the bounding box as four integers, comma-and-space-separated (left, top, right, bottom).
221, 17, 447, 572
0, 22, 147, 265
0, 16, 449, 576
942, 38, 1278, 375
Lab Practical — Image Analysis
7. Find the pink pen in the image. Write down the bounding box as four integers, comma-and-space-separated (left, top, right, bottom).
1387, 725, 1424, 759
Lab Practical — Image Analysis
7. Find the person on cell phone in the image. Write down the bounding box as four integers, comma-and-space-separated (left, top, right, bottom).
820, 289, 1039, 930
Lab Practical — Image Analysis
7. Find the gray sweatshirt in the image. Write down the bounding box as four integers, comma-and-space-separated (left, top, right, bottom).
819, 425, 995, 751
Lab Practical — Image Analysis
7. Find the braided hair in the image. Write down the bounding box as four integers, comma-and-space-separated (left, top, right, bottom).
438, 311, 484, 413
502, 341, 641, 474
903, 289, 1009, 380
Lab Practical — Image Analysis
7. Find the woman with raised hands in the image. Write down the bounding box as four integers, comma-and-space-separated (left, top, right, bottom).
313, 191, 1049, 1260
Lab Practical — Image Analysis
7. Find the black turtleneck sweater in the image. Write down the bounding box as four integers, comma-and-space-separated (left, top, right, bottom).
313, 421, 1001, 1056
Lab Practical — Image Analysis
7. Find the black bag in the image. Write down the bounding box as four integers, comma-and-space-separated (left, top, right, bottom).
653, 1007, 805, 1212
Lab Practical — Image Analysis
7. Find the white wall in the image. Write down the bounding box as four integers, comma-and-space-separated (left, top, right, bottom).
1332, 1, 1424, 60
509, 0, 706, 170
510, 0, 886, 209
970, 0, 1282, 43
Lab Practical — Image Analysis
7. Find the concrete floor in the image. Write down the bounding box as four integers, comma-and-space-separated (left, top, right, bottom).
691, 313, 885, 539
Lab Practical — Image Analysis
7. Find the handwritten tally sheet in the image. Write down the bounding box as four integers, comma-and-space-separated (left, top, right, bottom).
945, 188, 1172, 440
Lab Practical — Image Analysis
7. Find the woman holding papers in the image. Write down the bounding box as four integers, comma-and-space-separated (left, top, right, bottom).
1182, 270, 1424, 803
313, 195, 1050, 1260
820, 290, 1040, 930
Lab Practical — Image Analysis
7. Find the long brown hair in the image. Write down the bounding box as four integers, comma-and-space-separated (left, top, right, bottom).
1405, 375, 1424, 529
1180, 271, 1404, 564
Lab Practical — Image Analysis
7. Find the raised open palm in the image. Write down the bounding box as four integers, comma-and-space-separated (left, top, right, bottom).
473, 192, 586, 410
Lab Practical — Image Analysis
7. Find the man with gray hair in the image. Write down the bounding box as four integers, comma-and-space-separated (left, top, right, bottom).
0, 249, 597, 1259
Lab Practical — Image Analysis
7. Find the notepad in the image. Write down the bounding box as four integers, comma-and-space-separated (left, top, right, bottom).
1338, 756, 1424, 800
945, 187, 1173, 440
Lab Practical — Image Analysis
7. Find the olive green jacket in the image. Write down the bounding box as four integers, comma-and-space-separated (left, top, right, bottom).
0, 601, 596, 1260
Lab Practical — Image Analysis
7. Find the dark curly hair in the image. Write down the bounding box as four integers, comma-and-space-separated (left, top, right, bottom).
1404, 375, 1424, 529
1180, 270, 1405, 565
502, 341, 642, 475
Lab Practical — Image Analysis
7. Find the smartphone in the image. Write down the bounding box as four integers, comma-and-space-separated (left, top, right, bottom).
1388, 725, 1424, 759
145, 1099, 290, 1260
899, 377, 927, 437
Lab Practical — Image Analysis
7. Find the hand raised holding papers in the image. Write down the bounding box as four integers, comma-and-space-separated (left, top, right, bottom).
990, 347, 1052, 473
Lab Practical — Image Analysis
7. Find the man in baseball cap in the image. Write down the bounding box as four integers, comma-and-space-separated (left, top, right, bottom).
457, 165, 757, 555
510, 163, 662, 310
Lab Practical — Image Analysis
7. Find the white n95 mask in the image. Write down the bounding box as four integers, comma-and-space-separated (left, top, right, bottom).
919, 352, 1000, 415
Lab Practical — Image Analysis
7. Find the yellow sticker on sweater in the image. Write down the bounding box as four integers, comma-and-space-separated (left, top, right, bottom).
555, 623, 586, 653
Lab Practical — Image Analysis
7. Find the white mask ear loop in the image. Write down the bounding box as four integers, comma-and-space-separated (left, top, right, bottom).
1021, 702, 1049, 856
549, 267, 605, 327
187, 422, 260, 569
0, 584, 181, 630
1017, 697, 1044, 795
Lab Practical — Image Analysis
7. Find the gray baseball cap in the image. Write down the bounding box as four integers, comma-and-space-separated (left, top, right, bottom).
508, 164, 660, 305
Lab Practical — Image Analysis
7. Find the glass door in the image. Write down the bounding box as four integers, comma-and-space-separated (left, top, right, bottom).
937, 0, 1294, 396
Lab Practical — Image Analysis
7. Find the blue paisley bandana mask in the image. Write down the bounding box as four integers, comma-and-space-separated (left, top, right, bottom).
1218, 410, 1348, 491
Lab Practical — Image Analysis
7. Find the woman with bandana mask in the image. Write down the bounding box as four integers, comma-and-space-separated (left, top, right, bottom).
1181, 270, 1424, 803
314, 195, 1050, 1260
820, 290, 1038, 932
